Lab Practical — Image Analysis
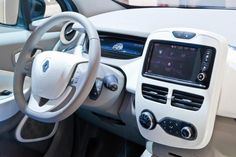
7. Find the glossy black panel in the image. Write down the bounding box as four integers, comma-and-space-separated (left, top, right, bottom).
99, 32, 146, 59
143, 40, 216, 89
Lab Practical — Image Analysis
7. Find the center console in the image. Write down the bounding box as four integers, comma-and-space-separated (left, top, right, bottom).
135, 28, 228, 149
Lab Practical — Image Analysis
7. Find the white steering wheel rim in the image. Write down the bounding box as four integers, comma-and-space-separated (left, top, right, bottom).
13, 12, 101, 123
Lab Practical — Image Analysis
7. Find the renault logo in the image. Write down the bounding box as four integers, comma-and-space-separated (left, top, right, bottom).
42, 60, 49, 72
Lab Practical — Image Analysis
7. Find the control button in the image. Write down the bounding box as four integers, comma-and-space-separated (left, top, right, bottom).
139, 111, 156, 130
181, 126, 193, 139
204, 54, 210, 62
71, 67, 81, 86
89, 79, 103, 100
103, 75, 118, 91
159, 118, 197, 140
204, 51, 212, 62
201, 64, 209, 72
175, 131, 180, 136
206, 49, 213, 55
197, 73, 206, 82
0, 90, 12, 96
172, 31, 196, 39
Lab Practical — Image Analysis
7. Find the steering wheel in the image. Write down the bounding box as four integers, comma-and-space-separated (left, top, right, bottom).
13, 12, 101, 123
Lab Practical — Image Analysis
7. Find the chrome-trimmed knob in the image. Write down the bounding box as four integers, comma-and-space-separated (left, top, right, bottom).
139, 111, 156, 130
181, 126, 193, 139
197, 73, 206, 82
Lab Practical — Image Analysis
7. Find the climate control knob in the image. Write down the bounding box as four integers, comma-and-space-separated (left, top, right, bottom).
139, 111, 156, 130
181, 126, 193, 139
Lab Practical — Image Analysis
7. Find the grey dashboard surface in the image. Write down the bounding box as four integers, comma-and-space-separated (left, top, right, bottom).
0, 26, 24, 33
90, 8, 236, 47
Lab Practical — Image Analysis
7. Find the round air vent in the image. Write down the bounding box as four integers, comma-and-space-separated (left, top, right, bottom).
60, 22, 79, 44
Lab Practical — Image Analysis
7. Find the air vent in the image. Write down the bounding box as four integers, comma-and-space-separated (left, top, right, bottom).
171, 90, 204, 111
64, 22, 76, 42
142, 84, 168, 104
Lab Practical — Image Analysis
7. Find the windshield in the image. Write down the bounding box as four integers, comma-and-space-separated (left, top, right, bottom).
114, 0, 236, 9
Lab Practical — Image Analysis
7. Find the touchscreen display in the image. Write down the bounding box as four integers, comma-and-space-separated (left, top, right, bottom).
146, 42, 200, 81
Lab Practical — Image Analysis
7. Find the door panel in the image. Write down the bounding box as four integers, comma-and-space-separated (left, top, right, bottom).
0, 70, 27, 122
0, 25, 59, 122
0, 25, 60, 126
0, 25, 61, 156
0, 27, 59, 72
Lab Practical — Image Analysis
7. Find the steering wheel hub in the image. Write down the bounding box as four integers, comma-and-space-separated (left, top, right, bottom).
31, 51, 77, 100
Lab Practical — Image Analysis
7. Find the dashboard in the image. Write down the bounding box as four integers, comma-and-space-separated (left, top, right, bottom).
57, 8, 236, 151
58, 23, 146, 59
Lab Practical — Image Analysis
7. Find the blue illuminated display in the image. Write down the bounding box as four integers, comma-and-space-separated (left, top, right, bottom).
100, 37, 144, 58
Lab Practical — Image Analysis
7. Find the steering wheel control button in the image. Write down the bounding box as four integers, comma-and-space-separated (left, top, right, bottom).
89, 79, 103, 100
139, 111, 156, 130
71, 67, 82, 86
103, 75, 118, 91
159, 118, 197, 140
197, 73, 206, 82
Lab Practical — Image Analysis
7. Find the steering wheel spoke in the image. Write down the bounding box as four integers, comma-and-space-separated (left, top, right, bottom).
28, 86, 73, 113
70, 63, 88, 88
69, 44, 88, 63
23, 58, 34, 77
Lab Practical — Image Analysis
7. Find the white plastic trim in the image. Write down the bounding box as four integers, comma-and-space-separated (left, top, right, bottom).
135, 28, 228, 149
15, 116, 58, 143
218, 47, 236, 118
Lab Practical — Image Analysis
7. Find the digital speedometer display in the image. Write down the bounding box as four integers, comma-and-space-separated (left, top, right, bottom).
99, 34, 145, 59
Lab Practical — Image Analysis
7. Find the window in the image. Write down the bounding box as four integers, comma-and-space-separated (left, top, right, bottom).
0, 0, 62, 26
29, 0, 62, 21
0, 0, 19, 25
114, 0, 236, 9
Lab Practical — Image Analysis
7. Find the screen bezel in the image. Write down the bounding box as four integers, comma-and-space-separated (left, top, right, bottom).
142, 40, 216, 89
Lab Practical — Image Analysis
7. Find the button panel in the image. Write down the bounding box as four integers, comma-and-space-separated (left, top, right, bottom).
195, 47, 215, 88
159, 118, 197, 140
70, 66, 82, 86
201, 48, 213, 73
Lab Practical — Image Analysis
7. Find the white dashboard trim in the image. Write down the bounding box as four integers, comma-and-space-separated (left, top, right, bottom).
135, 28, 228, 149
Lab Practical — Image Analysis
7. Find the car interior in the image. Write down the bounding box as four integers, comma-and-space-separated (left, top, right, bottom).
0, 0, 236, 157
